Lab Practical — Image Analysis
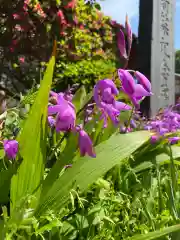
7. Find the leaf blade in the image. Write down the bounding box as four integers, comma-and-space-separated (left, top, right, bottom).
128, 224, 180, 240
36, 131, 150, 215
10, 55, 55, 212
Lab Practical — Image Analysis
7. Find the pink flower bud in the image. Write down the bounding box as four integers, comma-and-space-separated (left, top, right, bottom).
117, 28, 128, 59
125, 14, 132, 56
3, 140, 18, 159
78, 130, 96, 158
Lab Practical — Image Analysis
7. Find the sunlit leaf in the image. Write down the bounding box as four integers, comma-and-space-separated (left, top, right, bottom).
128, 224, 180, 240
10, 50, 56, 213
36, 131, 150, 215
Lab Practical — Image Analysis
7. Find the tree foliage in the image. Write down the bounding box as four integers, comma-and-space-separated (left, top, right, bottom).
0, 0, 136, 96
175, 50, 180, 74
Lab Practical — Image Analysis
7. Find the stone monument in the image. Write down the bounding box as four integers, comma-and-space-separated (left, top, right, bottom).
150, 0, 175, 116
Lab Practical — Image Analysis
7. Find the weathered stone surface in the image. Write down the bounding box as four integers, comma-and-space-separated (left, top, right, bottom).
151, 0, 175, 115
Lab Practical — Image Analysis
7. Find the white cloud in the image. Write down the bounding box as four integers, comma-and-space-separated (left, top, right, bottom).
97, 0, 139, 24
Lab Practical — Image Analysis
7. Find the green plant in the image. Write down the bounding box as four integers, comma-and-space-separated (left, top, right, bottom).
0, 45, 151, 239
1, 42, 180, 240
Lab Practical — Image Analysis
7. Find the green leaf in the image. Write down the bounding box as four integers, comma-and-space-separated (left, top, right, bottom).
41, 132, 78, 196
10, 55, 55, 213
0, 149, 5, 159
133, 146, 180, 173
97, 118, 117, 144
36, 131, 150, 215
0, 167, 17, 204
128, 224, 180, 240
0, 220, 5, 239
35, 219, 62, 235
72, 86, 86, 112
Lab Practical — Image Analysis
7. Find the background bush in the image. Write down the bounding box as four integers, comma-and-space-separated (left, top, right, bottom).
0, 0, 135, 96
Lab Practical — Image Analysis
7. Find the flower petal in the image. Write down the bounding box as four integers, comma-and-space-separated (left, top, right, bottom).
118, 69, 135, 95
102, 87, 114, 104
78, 130, 96, 158
125, 14, 132, 56
48, 104, 67, 115
135, 71, 152, 93
168, 137, 180, 145
48, 116, 56, 128
114, 101, 132, 111
96, 79, 119, 95
50, 91, 58, 98
117, 29, 128, 59
133, 84, 152, 98
130, 96, 140, 109
3, 140, 18, 159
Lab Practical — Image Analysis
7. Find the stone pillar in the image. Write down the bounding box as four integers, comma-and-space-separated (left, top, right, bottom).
150, 0, 175, 116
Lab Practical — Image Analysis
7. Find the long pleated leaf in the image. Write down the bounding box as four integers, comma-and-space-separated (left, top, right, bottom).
133, 146, 180, 173
36, 131, 150, 215
10, 46, 56, 212
128, 224, 180, 240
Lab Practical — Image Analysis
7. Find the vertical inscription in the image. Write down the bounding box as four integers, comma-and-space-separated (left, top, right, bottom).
151, 0, 175, 115
160, 0, 171, 105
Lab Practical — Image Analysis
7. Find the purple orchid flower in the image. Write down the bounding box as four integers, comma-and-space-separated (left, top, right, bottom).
3, 140, 18, 159
49, 91, 73, 105
93, 79, 119, 107
118, 69, 152, 109
150, 135, 159, 144
94, 79, 131, 126
168, 137, 180, 145
158, 127, 169, 136
78, 129, 96, 158
48, 116, 56, 128
142, 105, 180, 137
48, 101, 76, 132
130, 119, 136, 128
144, 125, 152, 131
100, 102, 120, 126
120, 126, 127, 133
100, 99, 132, 128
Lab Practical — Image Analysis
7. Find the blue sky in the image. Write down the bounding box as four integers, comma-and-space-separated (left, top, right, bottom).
98, 0, 180, 49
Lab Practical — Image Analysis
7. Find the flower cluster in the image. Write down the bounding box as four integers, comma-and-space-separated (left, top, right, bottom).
144, 106, 180, 145
93, 79, 131, 127
47, 88, 96, 158
47, 68, 152, 159
92, 69, 152, 129
2, 65, 153, 161
118, 69, 152, 109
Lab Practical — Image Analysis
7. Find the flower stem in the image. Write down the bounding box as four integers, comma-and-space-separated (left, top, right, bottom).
126, 70, 135, 74
125, 106, 134, 132
169, 145, 178, 193
48, 133, 68, 161
3, 157, 7, 170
